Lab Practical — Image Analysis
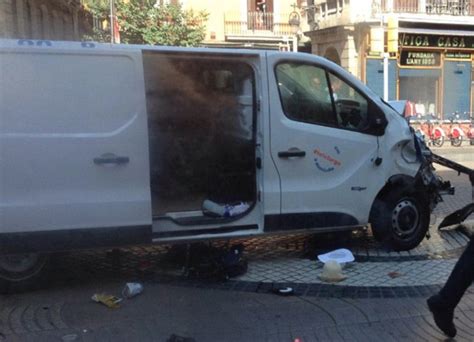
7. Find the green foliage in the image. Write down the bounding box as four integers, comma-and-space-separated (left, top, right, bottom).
83, 1, 209, 47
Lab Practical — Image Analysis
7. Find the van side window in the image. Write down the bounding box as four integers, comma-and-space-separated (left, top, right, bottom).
328, 73, 370, 131
275, 63, 336, 126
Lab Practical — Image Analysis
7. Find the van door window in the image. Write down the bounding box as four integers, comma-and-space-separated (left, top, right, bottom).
275, 63, 372, 133
327, 73, 370, 132
275, 63, 336, 126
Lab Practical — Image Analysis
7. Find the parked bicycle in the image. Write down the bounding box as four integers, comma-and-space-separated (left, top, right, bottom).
458, 112, 474, 145
418, 114, 445, 147
443, 112, 465, 147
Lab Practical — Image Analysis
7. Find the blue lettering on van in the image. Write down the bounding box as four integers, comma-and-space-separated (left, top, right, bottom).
81, 42, 96, 48
313, 148, 342, 173
334, 146, 340, 154
36, 40, 52, 46
314, 158, 335, 172
18, 39, 34, 46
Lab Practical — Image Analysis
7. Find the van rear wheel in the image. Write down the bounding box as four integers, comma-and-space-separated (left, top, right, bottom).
0, 253, 49, 293
370, 189, 429, 251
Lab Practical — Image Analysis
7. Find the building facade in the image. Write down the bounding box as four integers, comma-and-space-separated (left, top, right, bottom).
0, 0, 91, 41
184, 0, 311, 50
306, 0, 474, 118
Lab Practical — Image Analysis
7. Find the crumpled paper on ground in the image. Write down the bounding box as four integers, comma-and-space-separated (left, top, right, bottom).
91, 293, 122, 309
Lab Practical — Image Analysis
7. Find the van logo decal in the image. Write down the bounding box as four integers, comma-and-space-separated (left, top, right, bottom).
313, 148, 341, 173
314, 159, 334, 172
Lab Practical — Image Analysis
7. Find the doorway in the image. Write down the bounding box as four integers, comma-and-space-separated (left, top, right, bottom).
142, 52, 257, 219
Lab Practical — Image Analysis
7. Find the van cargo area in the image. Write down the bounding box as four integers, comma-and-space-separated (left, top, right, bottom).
143, 52, 257, 220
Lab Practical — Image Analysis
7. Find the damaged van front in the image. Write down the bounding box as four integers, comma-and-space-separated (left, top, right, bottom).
365, 93, 450, 250
266, 52, 450, 251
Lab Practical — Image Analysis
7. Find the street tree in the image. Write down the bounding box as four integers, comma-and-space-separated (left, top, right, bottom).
83, 0, 209, 47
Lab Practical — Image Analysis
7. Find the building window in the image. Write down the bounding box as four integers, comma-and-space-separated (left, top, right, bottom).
399, 74, 439, 118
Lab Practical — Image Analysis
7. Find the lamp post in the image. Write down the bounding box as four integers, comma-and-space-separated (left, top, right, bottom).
110, 0, 115, 44
288, 4, 301, 52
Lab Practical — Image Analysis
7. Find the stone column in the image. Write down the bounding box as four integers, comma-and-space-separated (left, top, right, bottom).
341, 32, 359, 76
16, 0, 26, 38
419, 0, 426, 13
0, 0, 15, 38
29, 1, 41, 39
40, 4, 50, 39
51, 9, 63, 40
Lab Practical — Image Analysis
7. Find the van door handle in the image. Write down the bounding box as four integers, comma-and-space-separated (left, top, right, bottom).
278, 149, 306, 158
93, 154, 130, 165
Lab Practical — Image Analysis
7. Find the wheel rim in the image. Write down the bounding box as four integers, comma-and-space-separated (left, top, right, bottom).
391, 200, 420, 237
0, 253, 45, 282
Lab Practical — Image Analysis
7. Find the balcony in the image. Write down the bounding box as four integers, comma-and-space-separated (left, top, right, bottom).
380, 0, 473, 15
224, 12, 294, 41
311, 0, 474, 30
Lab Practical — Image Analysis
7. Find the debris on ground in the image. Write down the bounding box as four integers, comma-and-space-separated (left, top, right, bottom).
122, 282, 144, 298
317, 248, 355, 264
319, 260, 347, 283
62, 334, 79, 342
388, 271, 403, 279
91, 293, 122, 309
272, 286, 294, 296
167, 334, 196, 342
161, 242, 248, 280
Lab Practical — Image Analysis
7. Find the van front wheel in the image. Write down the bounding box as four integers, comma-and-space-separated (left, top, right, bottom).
0, 253, 49, 293
370, 190, 429, 251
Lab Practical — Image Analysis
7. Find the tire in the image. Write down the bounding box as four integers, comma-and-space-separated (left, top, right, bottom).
451, 136, 462, 147
369, 188, 430, 251
0, 253, 49, 294
432, 136, 444, 147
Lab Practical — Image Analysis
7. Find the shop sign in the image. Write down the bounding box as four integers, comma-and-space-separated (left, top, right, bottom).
399, 34, 474, 49
400, 51, 441, 66
445, 52, 471, 59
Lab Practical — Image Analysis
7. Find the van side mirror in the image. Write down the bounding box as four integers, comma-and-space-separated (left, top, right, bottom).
368, 103, 387, 136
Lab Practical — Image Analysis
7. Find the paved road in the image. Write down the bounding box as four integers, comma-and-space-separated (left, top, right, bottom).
1, 282, 473, 341
432, 144, 474, 168
1, 145, 474, 341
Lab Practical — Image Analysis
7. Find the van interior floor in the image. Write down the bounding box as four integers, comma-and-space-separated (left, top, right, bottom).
152, 192, 207, 217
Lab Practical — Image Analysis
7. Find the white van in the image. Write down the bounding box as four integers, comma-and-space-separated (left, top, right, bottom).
0, 39, 447, 289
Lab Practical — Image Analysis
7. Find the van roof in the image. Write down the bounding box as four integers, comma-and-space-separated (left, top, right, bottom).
0, 38, 337, 66
0, 38, 270, 57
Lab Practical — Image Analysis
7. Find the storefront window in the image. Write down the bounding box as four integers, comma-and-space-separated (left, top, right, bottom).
399, 72, 439, 119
